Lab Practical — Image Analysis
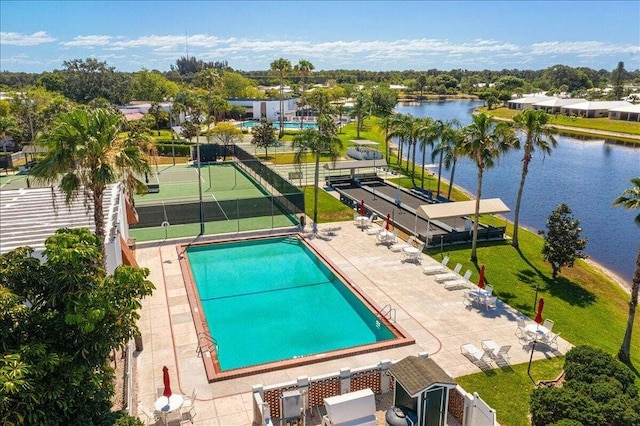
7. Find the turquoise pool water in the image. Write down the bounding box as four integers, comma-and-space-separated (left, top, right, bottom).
238, 121, 318, 129
186, 236, 395, 371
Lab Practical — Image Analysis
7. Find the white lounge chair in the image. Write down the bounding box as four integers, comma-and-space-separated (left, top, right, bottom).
433, 263, 463, 282
389, 235, 416, 252
444, 270, 473, 289
460, 343, 493, 369
181, 388, 198, 423
482, 295, 498, 310
366, 224, 383, 235
540, 331, 561, 348
423, 256, 450, 274
542, 319, 555, 333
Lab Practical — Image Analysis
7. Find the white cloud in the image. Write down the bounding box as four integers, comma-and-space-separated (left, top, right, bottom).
62, 35, 112, 47
530, 41, 640, 57
0, 31, 56, 46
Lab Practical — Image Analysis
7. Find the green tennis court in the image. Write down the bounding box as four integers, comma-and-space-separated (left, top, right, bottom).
134, 162, 267, 206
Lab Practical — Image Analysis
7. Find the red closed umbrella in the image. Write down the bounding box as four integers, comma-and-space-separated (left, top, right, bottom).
359, 200, 366, 216
385, 214, 391, 230
478, 265, 485, 288
162, 365, 172, 397
534, 298, 544, 324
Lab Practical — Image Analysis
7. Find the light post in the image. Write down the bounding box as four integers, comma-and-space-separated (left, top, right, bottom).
196, 133, 205, 235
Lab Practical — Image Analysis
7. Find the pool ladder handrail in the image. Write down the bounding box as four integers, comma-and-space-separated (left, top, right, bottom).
196, 332, 218, 358
379, 304, 396, 323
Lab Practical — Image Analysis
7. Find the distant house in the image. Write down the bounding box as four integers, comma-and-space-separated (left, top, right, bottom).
561, 101, 633, 118
608, 104, 640, 122
506, 96, 554, 110
532, 98, 587, 114
0, 183, 137, 274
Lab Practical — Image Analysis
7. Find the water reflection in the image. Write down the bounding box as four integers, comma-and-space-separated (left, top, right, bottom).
394, 102, 640, 283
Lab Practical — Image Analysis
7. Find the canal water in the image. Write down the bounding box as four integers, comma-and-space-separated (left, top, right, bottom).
394, 101, 640, 284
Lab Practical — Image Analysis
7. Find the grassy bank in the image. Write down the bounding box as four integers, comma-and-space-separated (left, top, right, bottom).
305, 119, 639, 425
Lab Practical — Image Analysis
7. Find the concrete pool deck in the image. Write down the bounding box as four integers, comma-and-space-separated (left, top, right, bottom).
134, 222, 572, 425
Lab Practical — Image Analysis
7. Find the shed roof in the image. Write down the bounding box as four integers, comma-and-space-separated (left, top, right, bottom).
417, 198, 509, 220
0, 183, 123, 255
389, 356, 456, 397
323, 159, 387, 170
349, 139, 379, 146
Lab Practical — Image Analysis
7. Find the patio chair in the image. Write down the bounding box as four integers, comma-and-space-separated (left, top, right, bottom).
138, 403, 160, 426
484, 284, 494, 296
542, 319, 554, 333
433, 263, 463, 282
181, 388, 198, 423
423, 256, 450, 275
482, 296, 498, 310
367, 224, 383, 236
460, 343, 493, 370
389, 235, 416, 252
444, 270, 473, 290
462, 291, 476, 307
495, 345, 512, 363
401, 242, 424, 262
481, 339, 500, 358
515, 317, 531, 341
541, 331, 561, 349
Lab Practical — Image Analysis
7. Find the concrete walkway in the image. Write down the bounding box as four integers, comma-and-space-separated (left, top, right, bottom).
134, 222, 572, 425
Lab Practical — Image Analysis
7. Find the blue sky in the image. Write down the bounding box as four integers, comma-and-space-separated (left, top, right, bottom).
1, 1, 639, 73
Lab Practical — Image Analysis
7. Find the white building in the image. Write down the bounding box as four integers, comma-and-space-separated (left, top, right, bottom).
227, 98, 299, 122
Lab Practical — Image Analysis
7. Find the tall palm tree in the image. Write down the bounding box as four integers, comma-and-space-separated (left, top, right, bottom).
416, 117, 437, 190
353, 90, 371, 139
431, 119, 460, 198
511, 109, 556, 248
197, 69, 222, 142
432, 120, 463, 200
30, 107, 151, 258
292, 114, 343, 234
387, 113, 408, 169
294, 59, 314, 128
613, 177, 640, 364
461, 113, 517, 262
270, 58, 292, 138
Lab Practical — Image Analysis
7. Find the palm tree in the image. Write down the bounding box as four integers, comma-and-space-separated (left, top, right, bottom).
431, 119, 460, 198
432, 120, 463, 200
30, 107, 151, 258
292, 114, 343, 234
294, 59, 314, 128
270, 58, 292, 138
613, 177, 640, 364
387, 113, 408, 169
461, 113, 517, 262
353, 90, 371, 139
512, 109, 556, 248
197, 69, 222, 142
416, 117, 437, 190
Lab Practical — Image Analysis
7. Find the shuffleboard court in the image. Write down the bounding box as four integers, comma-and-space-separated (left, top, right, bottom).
133, 162, 268, 206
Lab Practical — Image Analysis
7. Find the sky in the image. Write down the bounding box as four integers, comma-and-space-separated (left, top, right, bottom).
1, 1, 639, 73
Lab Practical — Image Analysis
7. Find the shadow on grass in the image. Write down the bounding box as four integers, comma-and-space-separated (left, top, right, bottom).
515, 246, 596, 308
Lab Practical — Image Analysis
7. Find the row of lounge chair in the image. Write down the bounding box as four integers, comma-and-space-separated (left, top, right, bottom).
460, 340, 511, 369
423, 257, 474, 289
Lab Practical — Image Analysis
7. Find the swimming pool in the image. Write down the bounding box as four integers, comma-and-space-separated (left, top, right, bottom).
180, 234, 413, 381
237, 121, 318, 129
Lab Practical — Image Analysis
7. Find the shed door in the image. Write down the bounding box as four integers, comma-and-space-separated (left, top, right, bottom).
421, 386, 445, 426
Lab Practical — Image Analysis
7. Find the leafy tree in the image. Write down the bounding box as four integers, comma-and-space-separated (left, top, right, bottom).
221, 70, 259, 99
539, 203, 588, 278
60, 58, 131, 104
370, 86, 397, 116
130, 69, 179, 102
613, 177, 640, 363
0, 228, 154, 425
611, 61, 627, 100
30, 108, 151, 259
147, 102, 165, 136
180, 120, 199, 142
416, 74, 428, 100
171, 56, 230, 75
270, 58, 292, 138
292, 115, 343, 234
461, 113, 518, 262
530, 346, 639, 426
512, 110, 557, 248
251, 119, 276, 158
210, 122, 243, 161
353, 90, 372, 139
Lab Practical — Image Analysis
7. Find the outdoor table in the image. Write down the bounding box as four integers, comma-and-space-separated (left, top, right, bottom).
525, 323, 549, 340
468, 289, 489, 304
354, 216, 369, 228
378, 230, 394, 244
154, 394, 184, 415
